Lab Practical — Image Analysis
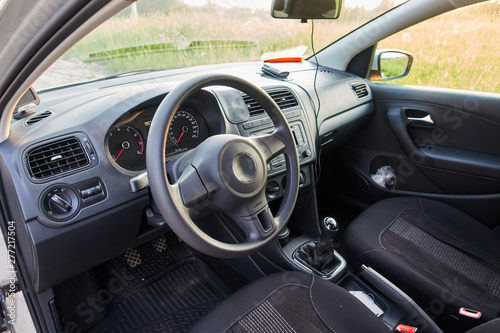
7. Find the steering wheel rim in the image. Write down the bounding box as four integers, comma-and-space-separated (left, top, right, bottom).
147, 74, 299, 258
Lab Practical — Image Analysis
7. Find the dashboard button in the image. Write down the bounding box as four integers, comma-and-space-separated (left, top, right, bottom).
81, 189, 91, 199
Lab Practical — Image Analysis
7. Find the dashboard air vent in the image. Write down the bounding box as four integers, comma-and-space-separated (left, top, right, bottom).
242, 94, 264, 117
26, 110, 53, 126
27, 137, 90, 180
242, 89, 298, 117
352, 83, 369, 99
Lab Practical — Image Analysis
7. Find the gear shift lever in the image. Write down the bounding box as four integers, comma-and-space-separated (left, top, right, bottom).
295, 217, 340, 274
318, 217, 338, 245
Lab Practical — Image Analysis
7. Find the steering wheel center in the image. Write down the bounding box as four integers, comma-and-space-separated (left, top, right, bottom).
233, 152, 257, 183
219, 140, 266, 197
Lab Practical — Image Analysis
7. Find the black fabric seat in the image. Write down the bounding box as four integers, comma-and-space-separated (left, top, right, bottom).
190, 271, 391, 333
190, 270, 500, 333
344, 197, 500, 322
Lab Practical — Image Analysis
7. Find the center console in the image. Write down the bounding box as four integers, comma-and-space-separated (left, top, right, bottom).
233, 87, 437, 333
237, 88, 314, 202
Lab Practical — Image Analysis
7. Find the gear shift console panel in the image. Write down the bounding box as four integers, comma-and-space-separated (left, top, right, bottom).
292, 217, 347, 281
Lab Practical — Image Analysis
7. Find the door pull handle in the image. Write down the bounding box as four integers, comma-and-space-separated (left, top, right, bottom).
407, 114, 434, 125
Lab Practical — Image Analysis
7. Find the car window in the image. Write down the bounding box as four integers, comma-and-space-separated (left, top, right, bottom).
33, 0, 406, 91
373, 1, 500, 94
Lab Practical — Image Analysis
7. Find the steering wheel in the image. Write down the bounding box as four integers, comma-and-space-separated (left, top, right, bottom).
147, 74, 299, 258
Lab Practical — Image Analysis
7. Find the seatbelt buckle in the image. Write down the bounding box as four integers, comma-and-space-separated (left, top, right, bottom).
395, 324, 418, 333
459, 307, 482, 331
459, 308, 482, 320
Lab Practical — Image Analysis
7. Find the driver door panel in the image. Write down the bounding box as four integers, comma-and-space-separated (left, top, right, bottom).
330, 83, 500, 228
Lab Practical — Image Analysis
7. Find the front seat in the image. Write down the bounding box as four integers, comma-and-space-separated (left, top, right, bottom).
190, 270, 499, 333
190, 271, 392, 332
344, 197, 500, 323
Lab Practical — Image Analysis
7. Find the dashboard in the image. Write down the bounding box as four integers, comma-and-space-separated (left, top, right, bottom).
0, 61, 374, 293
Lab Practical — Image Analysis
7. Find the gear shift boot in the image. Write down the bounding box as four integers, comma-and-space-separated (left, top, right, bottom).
294, 241, 341, 275
293, 217, 346, 279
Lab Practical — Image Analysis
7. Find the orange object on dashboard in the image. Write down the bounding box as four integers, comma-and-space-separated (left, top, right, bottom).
264, 57, 303, 63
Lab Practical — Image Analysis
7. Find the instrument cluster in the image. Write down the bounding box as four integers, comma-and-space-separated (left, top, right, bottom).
106, 106, 209, 171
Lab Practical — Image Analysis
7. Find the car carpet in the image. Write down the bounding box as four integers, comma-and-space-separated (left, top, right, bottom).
54, 233, 234, 333
89, 258, 231, 333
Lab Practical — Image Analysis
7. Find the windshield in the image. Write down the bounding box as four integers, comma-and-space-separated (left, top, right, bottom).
34, 0, 405, 91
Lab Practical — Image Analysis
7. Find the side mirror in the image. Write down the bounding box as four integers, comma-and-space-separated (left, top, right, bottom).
271, 0, 342, 20
369, 50, 413, 81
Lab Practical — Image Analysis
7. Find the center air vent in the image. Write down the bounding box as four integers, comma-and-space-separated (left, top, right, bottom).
242, 89, 298, 117
351, 83, 369, 99
26, 110, 53, 126
27, 137, 90, 180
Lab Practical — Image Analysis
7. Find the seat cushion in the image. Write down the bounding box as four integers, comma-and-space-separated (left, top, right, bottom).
189, 271, 391, 333
467, 317, 500, 333
344, 197, 500, 321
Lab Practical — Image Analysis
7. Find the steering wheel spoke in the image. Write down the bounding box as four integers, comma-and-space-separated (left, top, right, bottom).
228, 203, 277, 242
249, 133, 286, 163
177, 165, 209, 208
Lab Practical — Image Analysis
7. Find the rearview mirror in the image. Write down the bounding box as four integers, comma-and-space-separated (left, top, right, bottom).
370, 50, 413, 81
271, 0, 342, 20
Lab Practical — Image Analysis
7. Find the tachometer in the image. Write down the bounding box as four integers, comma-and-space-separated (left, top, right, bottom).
108, 125, 145, 170
169, 110, 200, 149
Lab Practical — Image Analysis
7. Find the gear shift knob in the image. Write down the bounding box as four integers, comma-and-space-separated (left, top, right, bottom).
319, 217, 338, 244
322, 217, 338, 232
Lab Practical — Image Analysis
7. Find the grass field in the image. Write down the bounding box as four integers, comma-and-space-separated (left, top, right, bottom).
66, 1, 500, 93
66, 5, 361, 72
377, 1, 500, 93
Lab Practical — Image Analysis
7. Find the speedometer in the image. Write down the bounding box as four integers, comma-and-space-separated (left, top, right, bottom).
169, 110, 200, 149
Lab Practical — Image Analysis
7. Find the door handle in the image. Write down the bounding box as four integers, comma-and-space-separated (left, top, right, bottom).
407, 114, 434, 125
387, 107, 432, 166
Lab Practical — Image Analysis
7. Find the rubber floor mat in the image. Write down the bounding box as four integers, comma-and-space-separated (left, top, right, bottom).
90, 258, 231, 333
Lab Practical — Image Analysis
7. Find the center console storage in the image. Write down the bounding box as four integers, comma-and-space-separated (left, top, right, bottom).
339, 273, 408, 329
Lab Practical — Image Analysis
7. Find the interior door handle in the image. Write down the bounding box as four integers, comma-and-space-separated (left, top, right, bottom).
407, 114, 434, 125
387, 107, 432, 166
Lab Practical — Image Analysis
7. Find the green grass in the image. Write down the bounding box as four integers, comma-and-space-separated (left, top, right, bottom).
65, 1, 500, 94
380, 54, 409, 79
377, 2, 500, 93
65, 5, 362, 73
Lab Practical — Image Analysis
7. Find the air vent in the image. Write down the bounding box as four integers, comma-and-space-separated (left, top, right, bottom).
352, 83, 369, 99
242, 89, 298, 117
26, 110, 53, 126
27, 137, 90, 180
242, 94, 264, 117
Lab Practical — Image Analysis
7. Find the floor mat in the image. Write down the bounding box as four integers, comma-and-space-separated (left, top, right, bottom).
90, 258, 231, 333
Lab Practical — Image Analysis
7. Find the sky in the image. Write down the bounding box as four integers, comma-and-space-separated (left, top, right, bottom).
182, 0, 387, 10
